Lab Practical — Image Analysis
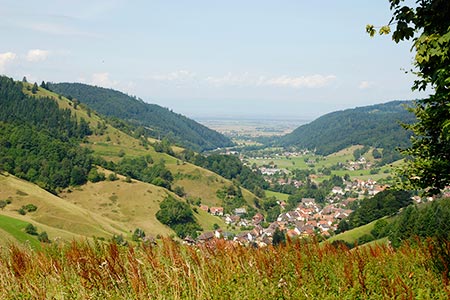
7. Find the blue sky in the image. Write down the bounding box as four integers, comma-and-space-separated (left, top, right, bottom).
0, 0, 427, 119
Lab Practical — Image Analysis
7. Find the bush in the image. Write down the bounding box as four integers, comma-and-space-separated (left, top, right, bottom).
107, 173, 118, 181
173, 186, 186, 197
25, 223, 38, 235
132, 228, 146, 242
87, 168, 106, 183
38, 231, 50, 243
23, 203, 37, 212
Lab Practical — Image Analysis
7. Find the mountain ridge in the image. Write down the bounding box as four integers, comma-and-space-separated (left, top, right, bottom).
276, 100, 416, 155
48, 82, 233, 152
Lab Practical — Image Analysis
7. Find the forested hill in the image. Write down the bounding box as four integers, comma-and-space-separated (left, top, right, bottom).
48, 82, 233, 152
277, 100, 416, 155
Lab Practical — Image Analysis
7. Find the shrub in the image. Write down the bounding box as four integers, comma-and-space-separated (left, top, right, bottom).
23, 204, 37, 212
87, 168, 106, 183
132, 228, 146, 242
25, 224, 38, 235
107, 173, 118, 181
38, 231, 50, 243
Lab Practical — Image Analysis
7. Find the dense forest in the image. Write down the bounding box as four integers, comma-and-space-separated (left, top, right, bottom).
0, 76, 93, 192
341, 190, 412, 230
277, 101, 416, 156
48, 82, 233, 151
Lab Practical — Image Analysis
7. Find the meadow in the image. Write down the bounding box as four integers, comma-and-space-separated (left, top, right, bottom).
0, 238, 448, 299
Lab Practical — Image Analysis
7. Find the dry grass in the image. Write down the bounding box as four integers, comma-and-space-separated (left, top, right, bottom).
0, 173, 123, 241
0, 238, 448, 299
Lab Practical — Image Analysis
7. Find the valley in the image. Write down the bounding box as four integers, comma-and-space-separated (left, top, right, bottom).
0, 76, 449, 299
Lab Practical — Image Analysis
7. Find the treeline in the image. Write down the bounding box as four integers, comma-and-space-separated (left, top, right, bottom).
95, 155, 174, 190
193, 154, 268, 197
0, 77, 91, 139
388, 197, 450, 247
48, 82, 233, 151
337, 197, 450, 251
277, 100, 416, 157
0, 76, 93, 192
336, 190, 412, 233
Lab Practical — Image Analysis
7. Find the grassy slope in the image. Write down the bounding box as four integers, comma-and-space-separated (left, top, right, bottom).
327, 221, 376, 244
0, 215, 41, 249
265, 190, 289, 201
327, 217, 391, 245
0, 173, 126, 240
15, 85, 249, 239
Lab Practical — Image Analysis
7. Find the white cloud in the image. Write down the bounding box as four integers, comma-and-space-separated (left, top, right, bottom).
148, 70, 336, 89
150, 70, 196, 81
358, 80, 374, 89
26, 49, 49, 62
0, 52, 17, 72
265, 74, 337, 88
205, 72, 254, 87
206, 73, 336, 89
91, 72, 118, 88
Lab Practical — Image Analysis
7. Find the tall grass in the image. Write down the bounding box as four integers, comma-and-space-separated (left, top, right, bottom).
0, 237, 448, 299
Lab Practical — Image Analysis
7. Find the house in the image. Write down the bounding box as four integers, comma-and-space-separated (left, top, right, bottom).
197, 232, 215, 242
301, 198, 316, 207
332, 186, 345, 195
210, 207, 224, 216
200, 204, 209, 212
225, 215, 240, 225
183, 236, 196, 245
252, 225, 264, 237
286, 229, 299, 238
301, 225, 315, 236
234, 207, 247, 216
214, 229, 222, 238
252, 213, 264, 225
234, 232, 253, 244
307, 220, 317, 228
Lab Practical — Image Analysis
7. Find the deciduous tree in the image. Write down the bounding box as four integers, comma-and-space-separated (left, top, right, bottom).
368, 0, 450, 194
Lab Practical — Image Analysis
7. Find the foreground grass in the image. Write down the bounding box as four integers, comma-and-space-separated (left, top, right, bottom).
0, 238, 448, 299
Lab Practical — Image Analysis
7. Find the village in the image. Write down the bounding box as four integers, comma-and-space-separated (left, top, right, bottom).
189, 174, 390, 246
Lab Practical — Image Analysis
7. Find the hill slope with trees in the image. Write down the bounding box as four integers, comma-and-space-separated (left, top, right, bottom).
48, 82, 233, 152
277, 100, 416, 156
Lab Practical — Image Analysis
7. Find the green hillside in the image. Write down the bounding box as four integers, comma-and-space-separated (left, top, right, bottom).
277, 100, 416, 156
48, 82, 233, 151
0, 76, 259, 244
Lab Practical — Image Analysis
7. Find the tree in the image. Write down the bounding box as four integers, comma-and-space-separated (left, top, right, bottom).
132, 228, 146, 242
272, 228, 286, 246
25, 223, 38, 235
38, 231, 50, 243
368, 0, 450, 195
31, 82, 38, 94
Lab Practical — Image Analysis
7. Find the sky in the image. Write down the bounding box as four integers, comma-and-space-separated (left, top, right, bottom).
0, 0, 428, 120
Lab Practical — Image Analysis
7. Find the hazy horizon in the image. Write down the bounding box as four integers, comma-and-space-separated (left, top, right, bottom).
1, 1, 429, 119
